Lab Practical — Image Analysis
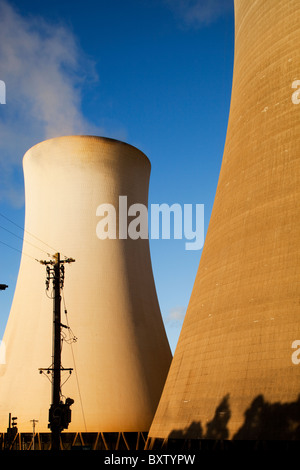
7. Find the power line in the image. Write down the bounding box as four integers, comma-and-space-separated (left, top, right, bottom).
0, 239, 39, 262
0, 223, 51, 257
62, 290, 87, 433
30, 419, 38, 451
0, 212, 72, 261
0, 212, 60, 256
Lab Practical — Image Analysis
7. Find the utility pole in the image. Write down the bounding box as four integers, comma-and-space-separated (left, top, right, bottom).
30, 419, 38, 450
53, 252, 62, 421
6, 413, 18, 450
39, 253, 75, 451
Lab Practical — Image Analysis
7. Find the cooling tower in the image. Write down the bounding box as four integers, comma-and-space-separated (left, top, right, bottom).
0, 136, 172, 440
148, 0, 300, 444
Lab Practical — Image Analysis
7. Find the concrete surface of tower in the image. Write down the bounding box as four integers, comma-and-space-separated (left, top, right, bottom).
148, 0, 300, 443
0, 136, 172, 437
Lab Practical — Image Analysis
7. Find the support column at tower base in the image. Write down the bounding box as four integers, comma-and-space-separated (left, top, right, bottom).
0, 431, 148, 451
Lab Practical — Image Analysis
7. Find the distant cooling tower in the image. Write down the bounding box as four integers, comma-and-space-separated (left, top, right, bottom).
148, 0, 300, 444
0, 136, 172, 442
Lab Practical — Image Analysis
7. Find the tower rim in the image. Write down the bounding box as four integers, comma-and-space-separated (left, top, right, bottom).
22, 134, 151, 167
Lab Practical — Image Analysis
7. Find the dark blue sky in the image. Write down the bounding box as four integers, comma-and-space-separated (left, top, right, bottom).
0, 0, 234, 352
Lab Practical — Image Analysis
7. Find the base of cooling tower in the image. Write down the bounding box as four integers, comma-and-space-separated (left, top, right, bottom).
145, 437, 300, 452
0, 431, 148, 451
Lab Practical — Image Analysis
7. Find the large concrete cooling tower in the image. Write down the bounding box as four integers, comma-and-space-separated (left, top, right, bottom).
0, 136, 172, 447
148, 0, 300, 445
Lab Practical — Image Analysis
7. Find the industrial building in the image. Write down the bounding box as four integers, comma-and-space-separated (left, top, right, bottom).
0, 136, 172, 450
148, 0, 300, 447
1, 0, 300, 451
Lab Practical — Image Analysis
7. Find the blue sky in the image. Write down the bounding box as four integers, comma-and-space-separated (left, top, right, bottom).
0, 0, 234, 353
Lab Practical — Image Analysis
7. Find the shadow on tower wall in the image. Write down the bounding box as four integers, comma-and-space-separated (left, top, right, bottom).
151, 394, 300, 451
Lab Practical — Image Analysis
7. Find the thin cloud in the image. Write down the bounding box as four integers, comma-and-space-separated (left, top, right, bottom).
0, 0, 101, 206
166, 306, 186, 325
164, 0, 233, 29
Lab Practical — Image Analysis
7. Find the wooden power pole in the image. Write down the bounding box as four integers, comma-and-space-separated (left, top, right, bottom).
39, 253, 75, 451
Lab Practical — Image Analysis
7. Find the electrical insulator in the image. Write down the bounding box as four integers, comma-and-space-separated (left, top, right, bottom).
60, 265, 65, 289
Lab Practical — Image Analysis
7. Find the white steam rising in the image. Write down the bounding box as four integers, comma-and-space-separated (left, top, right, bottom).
164, 0, 232, 28
0, 0, 100, 206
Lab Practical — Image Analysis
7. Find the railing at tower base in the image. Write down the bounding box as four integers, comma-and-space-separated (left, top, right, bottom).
2, 432, 299, 451
0, 431, 148, 451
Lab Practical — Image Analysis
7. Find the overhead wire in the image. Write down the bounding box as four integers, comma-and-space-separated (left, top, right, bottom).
45, 287, 54, 300
0, 212, 59, 255
1, 211, 81, 427
61, 289, 87, 433
0, 223, 52, 258
0, 239, 39, 262
0, 211, 71, 260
